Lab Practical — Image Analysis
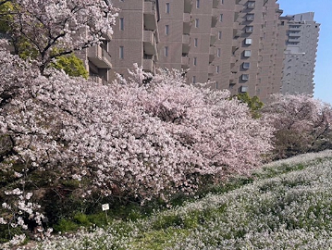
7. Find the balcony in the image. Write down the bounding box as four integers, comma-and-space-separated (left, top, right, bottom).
183, 21, 192, 35
246, 14, 254, 22
287, 38, 300, 43
143, 30, 157, 55
211, 15, 218, 28
213, 0, 220, 8
210, 30, 217, 46
183, 13, 191, 23
289, 25, 301, 31
229, 73, 236, 84
182, 34, 191, 54
88, 45, 112, 69
208, 65, 215, 76
233, 29, 241, 38
89, 75, 103, 84
288, 31, 300, 37
247, 1, 255, 9
182, 34, 190, 45
209, 46, 216, 63
184, 0, 193, 13
142, 58, 154, 73
144, 1, 157, 31
182, 35, 190, 54
181, 56, 189, 69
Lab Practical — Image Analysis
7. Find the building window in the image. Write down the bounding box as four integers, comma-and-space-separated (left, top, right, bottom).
196, 0, 200, 8
165, 25, 169, 35
242, 62, 250, 69
194, 38, 198, 47
217, 48, 221, 57
218, 31, 222, 40
120, 18, 124, 31
245, 26, 253, 33
119, 46, 124, 59
193, 57, 197, 66
241, 74, 249, 81
166, 3, 170, 13
195, 19, 199, 28
244, 50, 251, 57
244, 38, 252, 45
220, 14, 223, 22
216, 65, 220, 73
192, 76, 196, 83
164, 46, 169, 57
246, 14, 254, 21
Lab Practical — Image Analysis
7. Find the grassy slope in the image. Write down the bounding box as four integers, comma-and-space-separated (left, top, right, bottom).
6, 150, 332, 250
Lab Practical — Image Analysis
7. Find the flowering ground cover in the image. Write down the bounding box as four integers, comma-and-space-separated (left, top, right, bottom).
4, 150, 332, 250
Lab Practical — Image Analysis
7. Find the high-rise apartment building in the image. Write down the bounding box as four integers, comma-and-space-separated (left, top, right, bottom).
206, 0, 285, 102
157, 0, 193, 72
155, 0, 286, 102
98, 1, 318, 103
108, 0, 160, 79
281, 12, 320, 96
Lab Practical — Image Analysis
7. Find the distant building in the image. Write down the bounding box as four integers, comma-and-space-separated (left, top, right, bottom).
281, 12, 320, 96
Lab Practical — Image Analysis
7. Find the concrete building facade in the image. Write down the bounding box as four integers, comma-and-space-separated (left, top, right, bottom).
89, 1, 318, 103
154, 0, 286, 102
281, 12, 320, 96
108, 0, 160, 80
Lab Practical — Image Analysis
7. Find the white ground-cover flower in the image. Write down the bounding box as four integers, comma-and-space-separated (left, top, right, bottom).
7, 151, 332, 250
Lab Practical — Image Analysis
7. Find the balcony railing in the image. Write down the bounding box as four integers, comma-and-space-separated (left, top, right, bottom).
183, 13, 191, 23
208, 65, 215, 76
142, 58, 154, 73
88, 45, 112, 69
181, 56, 189, 68
184, 0, 193, 13
182, 34, 190, 45
144, 1, 157, 31
213, 0, 220, 8
89, 75, 103, 84
143, 30, 157, 56
209, 46, 216, 63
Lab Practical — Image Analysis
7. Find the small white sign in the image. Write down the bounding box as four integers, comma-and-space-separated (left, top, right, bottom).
102, 203, 109, 211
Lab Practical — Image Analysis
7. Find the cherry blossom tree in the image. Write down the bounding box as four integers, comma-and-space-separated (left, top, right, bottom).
0, 0, 117, 75
262, 94, 332, 160
0, 41, 273, 242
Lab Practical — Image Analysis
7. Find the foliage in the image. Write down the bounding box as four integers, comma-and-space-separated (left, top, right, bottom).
233, 92, 264, 118
262, 94, 332, 160
51, 53, 88, 79
0, 1, 13, 33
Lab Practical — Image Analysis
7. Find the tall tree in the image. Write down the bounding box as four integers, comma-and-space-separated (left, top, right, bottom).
262, 94, 332, 160
0, 0, 117, 75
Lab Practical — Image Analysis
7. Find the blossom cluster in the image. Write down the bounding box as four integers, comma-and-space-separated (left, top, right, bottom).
0, 49, 273, 241
1, 0, 118, 74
